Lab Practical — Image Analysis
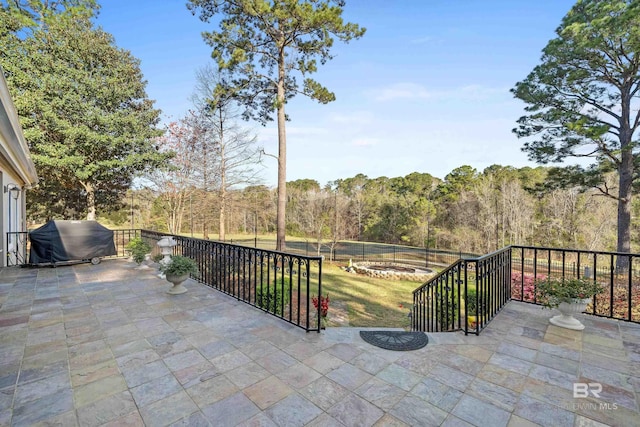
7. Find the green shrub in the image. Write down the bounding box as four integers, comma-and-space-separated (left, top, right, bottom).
256, 279, 291, 314
435, 285, 459, 330
125, 237, 152, 265
160, 255, 199, 276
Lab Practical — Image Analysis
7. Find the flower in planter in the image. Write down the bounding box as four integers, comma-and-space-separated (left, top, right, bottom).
535, 277, 604, 309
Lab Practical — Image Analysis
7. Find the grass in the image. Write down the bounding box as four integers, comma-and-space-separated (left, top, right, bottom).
319, 262, 418, 329
159, 231, 426, 328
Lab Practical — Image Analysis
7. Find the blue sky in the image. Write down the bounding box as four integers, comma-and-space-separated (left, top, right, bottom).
97, 0, 577, 187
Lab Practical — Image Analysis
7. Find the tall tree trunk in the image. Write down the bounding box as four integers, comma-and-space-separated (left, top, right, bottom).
219, 188, 226, 241
218, 108, 226, 241
616, 90, 633, 270
275, 46, 287, 251
616, 150, 633, 270
83, 181, 96, 220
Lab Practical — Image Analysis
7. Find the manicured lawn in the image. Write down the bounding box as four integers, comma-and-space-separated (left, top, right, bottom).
319, 262, 420, 329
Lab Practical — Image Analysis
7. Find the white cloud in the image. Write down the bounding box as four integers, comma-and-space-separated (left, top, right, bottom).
372, 83, 433, 101
328, 111, 374, 125
370, 82, 509, 103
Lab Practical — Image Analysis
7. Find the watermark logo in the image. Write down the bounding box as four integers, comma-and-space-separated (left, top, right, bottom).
566, 382, 618, 411
573, 382, 602, 398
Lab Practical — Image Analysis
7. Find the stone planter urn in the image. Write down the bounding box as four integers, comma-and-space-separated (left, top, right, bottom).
165, 273, 189, 295
549, 298, 590, 330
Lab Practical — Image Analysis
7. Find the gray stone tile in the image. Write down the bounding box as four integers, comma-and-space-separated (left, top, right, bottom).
452, 394, 510, 427
202, 393, 260, 426
186, 374, 239, 408
356, 377, 407, 411
390, 394, 448, 426
302, 376, 349, 412
410, 377, 463, 412
441, 414, 475, 427
140, 390, 199, 426
13, 371, 70, 406
11, 387, 74, 426
439, 352, 486, 376
116, 348, 160, 371
529, 364, 578, 391
263, 393, 322, 426
131, 373, 182, 407
328, 392, 384, 427
210, 349, 252, 373
375, 364, 422, 391
305, 412, 346, 427
196, 339, 236, 359
428, 363, 475, 392
244, 375, 293, 410
225, 361, 271, 389
497, 342, 539, 362
326, 343, 363, 362
488, 352, 534, 375
173, 361, 219, 388
238, 340, 280, 361
121, 359, 171, 388
276, 361, 322, 389
163, 348, 208, 372
110, 338, 151, 357
580, 363, 635, 391
168, 410, 212, 427
373, 413, 408, 426
514, 394, 575, 426
76, 391, 137, 427
351, 351, 391, 375
534, 351, 579, 375
327, 363, 372, 391
17, 360, 68, 385
467, 378, 520, 411
236, 412, 279, 427
73, 374, 128, 408
304, 351, 345, 375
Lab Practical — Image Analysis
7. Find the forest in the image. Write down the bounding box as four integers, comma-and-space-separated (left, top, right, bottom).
96, 164, 636, 256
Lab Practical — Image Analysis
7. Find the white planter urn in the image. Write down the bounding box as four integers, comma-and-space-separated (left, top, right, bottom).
549, 298, 591, 330
165, 273, 189, 295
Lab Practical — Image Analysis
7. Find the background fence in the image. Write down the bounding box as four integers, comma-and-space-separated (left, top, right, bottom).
228, 237, 477, 269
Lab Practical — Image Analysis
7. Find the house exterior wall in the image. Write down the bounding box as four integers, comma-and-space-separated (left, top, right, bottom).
0, 65, 38, 267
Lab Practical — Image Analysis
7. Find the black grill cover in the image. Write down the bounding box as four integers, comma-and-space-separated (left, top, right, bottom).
29, 220, 116, 264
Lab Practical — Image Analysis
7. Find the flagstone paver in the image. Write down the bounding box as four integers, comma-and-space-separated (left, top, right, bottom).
0, 259, 639, 426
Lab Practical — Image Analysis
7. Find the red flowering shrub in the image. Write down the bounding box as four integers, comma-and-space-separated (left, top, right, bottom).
511, 272, 544, 302
312, 294, 330, 317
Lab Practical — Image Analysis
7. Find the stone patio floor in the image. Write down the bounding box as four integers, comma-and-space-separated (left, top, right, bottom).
0, 259, 639, 427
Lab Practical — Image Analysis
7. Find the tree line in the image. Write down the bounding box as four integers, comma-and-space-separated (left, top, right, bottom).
108, 164, 635, 256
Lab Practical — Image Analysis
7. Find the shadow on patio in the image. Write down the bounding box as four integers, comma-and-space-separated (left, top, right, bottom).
0, 259, 639, 426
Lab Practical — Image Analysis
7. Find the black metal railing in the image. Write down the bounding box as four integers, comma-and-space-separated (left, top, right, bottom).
413, 245, 640, 335
5, 231, 28, 266
510, 246, 640, 324
142, 230, 324, 332
412, 259, 464, 333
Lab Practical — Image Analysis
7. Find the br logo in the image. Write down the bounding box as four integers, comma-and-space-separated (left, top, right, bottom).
573, 383, 602, 398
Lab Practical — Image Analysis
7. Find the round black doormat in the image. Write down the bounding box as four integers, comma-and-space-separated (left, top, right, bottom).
359, 330, 428, 351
